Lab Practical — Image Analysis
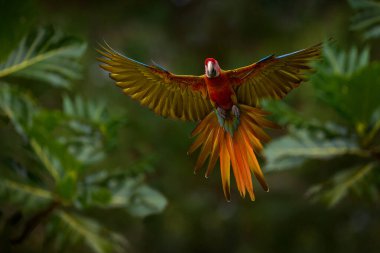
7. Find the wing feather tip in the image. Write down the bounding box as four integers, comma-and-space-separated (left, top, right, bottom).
97, 42, 212, 121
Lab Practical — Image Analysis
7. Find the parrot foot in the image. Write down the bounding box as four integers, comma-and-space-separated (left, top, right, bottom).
215, 105, 240, 134
232, 105, 240, 118
217, 107, 227, 119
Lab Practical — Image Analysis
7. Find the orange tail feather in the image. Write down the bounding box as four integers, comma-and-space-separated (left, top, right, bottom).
189, 104, 275, 201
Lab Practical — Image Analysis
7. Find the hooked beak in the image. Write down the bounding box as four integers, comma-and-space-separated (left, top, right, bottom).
206, 61, 218, 78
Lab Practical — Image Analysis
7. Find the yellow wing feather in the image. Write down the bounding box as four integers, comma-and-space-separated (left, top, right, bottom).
97, 44, 213, 121
226, 43, 322, 106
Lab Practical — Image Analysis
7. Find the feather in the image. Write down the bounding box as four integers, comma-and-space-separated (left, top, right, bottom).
190, 105, 275, 200
97, 43, 212, 121
227, 43, 322, 106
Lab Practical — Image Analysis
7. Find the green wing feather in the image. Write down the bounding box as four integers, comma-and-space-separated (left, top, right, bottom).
226, 43, 322, 106
97, 44, 213, 121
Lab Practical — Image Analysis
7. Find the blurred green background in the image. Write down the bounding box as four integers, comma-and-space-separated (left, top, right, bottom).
1, 0, 380, 252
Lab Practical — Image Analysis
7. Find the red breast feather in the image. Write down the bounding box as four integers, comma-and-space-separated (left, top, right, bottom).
206, 74, 233, 110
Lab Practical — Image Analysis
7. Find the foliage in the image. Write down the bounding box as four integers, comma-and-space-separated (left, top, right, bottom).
0, 27, 166, 253
264, 42, 380, 207
350, 0, 380, 40
0, 27, 86, 88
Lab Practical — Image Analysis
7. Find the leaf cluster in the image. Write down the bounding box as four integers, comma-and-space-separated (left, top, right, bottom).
349, 0, 380, 40
0, 27, 166, 253
264, 42, 380, 207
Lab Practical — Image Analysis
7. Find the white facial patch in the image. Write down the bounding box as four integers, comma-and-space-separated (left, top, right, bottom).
207, 61, 214, 74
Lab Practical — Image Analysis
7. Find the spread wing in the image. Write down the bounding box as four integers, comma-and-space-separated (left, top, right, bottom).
226, 43, 322, 106
97, 44, 213, 121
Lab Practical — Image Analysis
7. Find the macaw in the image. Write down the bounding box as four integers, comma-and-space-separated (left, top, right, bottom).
97, 43, 321, 201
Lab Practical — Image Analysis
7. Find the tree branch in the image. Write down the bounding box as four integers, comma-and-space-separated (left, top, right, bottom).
10, 201, 60, 245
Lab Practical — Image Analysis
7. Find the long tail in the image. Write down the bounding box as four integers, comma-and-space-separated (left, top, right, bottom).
188, 104, 278, 201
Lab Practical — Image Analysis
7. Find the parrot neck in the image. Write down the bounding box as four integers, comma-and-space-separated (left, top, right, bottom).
205, 74, 224, 86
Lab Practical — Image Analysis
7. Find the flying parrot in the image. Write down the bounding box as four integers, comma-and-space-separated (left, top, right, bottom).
97, 43, 321, 201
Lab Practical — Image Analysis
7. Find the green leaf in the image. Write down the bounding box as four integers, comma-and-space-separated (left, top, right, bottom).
29, 111, 89, 171
0, 85, 84, 179
109, 177, 167, 218
56, 211, 127, 253
63, 95, 108, 124
350, 0, 380, 40
61, 95, 124, 165
262, 100, 312, 127
0, 27, 86, 88
311, 45, 380, 127
0, 178, 53, 200
59, 120, 105, 166
342, 63, 380, 130
88, 187, 113, 206
306, 162, 377, 207
125, 184, 168, 217
362, 25, 380, 39
0, 177, 54, 209
0, 83, 37, 138
262, 100, 348, 137
55, 171, 78, 202
30, 139, 62, 182
362, 108, 380, 146
25, 112, 83, 180
264, 128, 363, 171
312, 43, 369, 78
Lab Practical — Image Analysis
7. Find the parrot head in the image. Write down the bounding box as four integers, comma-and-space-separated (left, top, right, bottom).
205, 58, 221, 78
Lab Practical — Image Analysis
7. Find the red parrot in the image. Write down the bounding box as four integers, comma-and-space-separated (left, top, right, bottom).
97, 43, 321, 201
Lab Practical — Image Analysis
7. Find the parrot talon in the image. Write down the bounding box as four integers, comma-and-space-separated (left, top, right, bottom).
232, 105, 240, 118
217, 107, 227, 119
